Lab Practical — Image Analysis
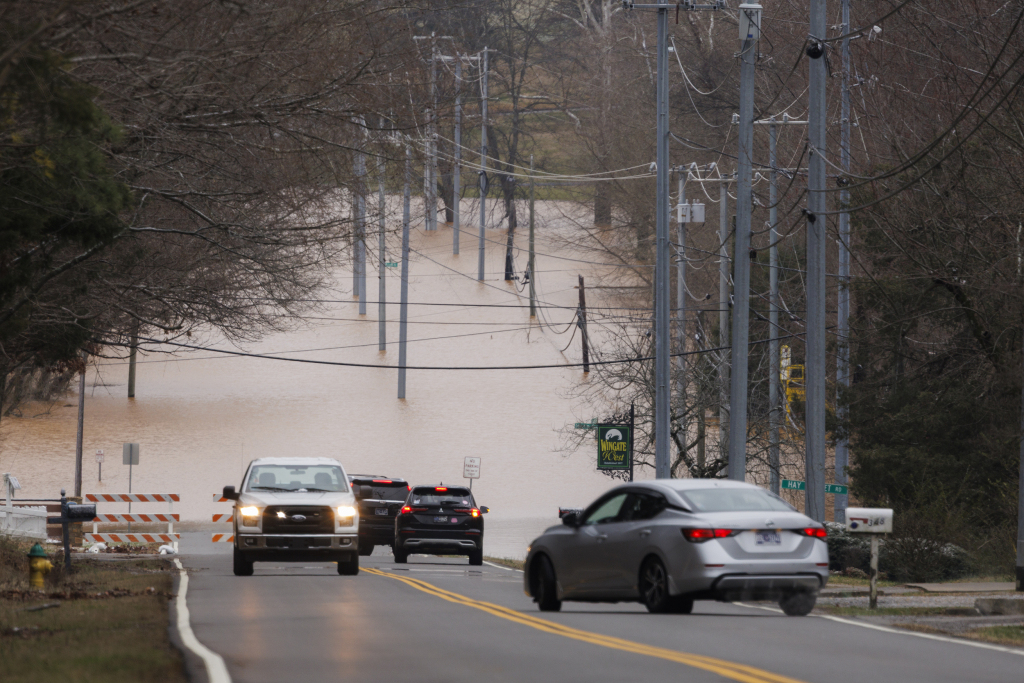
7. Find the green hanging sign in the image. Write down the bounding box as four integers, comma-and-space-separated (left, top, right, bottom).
597, 424, 632, 470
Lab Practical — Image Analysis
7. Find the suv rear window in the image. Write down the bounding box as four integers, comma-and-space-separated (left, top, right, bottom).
409, 488, 474, 507
680, 488, 794, 513
354, 483, 409, 502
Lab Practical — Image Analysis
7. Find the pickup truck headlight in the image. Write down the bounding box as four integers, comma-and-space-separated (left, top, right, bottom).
336, 506, 357, 527
240, 506, 261, 527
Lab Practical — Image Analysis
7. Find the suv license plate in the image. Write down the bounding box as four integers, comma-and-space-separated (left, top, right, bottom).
375, 508, 389, 516
433, 516, 448, 523
755, 531, 782, 546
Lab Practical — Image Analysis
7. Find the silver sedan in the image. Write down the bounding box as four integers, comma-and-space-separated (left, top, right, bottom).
523, 479, 829, 616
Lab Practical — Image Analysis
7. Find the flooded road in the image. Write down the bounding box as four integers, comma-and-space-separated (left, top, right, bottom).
0, 201, 629, 558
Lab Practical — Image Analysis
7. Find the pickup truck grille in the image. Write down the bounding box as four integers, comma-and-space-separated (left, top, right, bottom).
262, 506, 334, 534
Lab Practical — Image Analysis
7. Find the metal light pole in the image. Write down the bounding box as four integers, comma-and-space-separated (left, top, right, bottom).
454, 57, 462, 254
355, 144, 367, 316
729, 4, 761, 481
529, 155, 536, 317
478, 48, 489, 281
806, 0, 828, 522
835, 0, 853, 524
677, 170, 688, 465
398, 146, 411, 399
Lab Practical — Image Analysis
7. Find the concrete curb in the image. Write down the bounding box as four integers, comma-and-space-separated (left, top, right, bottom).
168, 564, 212, 683
170, 559, 232, 683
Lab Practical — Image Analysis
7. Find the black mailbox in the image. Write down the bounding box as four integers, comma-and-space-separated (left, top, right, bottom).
65, 503, 97, 521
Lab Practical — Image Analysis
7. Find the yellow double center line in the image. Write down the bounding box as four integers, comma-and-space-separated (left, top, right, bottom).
364, 567, 808, 683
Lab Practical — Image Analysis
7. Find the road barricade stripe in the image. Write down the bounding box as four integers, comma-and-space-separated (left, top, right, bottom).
363, 568, 808, 683
85, 493, 181, 502
87, 533, 180, 543
91, 513, 179, 523
211, 534, 234, 542
212, 495, 230, 502
211, 514, 234, 523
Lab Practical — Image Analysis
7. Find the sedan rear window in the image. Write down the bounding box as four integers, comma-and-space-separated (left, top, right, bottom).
680, 488, 794, 513
409, 488, 474, 507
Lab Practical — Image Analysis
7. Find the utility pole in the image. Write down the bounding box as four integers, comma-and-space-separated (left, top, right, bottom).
453, 57, 462, 254
768, 119, 781, 494
1018, 348, 1024, 590
677, 170, 687, 461
728, 3, 761, 482
398, 146, 411, 399
127, 324, 138, 399
578, 275, 590, 373
529, 155, 536, 317
427, 48, 438, 231
478, 48, 489, 282
835, 0, 853, 524
719, 180, 731, 465
378, 155, 387, 351
805, 0, 828, 522
653, 1, 671, 480
74, 350, 86, 497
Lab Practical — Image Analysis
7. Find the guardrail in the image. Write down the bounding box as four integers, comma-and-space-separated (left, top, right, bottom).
212, 494, 234, 543
85, 493, 180, 550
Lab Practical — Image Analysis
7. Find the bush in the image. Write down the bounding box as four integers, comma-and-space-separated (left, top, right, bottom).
824, 519, 976, 582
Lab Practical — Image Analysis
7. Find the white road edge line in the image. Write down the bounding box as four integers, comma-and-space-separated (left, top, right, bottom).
735, 601, 1024, 657
173, 559, 233, 682
483, 560, 522, 572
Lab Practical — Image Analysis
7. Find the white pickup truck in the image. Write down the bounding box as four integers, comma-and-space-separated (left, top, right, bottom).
222, 457, 360, 576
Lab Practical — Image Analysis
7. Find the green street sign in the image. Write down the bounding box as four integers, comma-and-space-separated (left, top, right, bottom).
574, 421, 597, 429
597, 424, 631, 470
824, 484, 849, 495
385, 261, 399, 268
781, 479, 806, 491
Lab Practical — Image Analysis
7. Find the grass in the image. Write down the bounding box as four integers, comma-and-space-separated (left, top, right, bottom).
826, 575, 904, 588
483, 556, 524, 571
0, 536, 186, 683
964, 625, 1024, 647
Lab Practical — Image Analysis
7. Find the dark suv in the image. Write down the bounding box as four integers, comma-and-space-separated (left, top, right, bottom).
349, 475, 411, 555
394, 486, 488, 565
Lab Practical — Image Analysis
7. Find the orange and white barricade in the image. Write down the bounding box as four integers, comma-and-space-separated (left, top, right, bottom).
84, 493, 180, 550
212, 494, 234, 543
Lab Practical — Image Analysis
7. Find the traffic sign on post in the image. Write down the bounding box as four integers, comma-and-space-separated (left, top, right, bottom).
464, 457, 481, 479
781, 479, 806, 491
824, 484, 848, 495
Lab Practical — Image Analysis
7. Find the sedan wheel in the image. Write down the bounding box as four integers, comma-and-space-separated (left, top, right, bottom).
779, 591, 816, 616
639, 557, 678, 614
533, 555, 562, 612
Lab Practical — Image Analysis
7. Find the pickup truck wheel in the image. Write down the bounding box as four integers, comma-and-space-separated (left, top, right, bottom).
337, 555, 359, 576
233, 548, 254, 576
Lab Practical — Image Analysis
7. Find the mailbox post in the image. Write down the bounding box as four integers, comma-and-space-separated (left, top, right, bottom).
46, 489, 97, 570
846, 507, 893, 609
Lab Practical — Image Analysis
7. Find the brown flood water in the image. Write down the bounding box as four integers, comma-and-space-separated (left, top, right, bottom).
0, 201, 627, 558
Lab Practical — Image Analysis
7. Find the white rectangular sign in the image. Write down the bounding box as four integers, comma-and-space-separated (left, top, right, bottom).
463, 457, 481, 480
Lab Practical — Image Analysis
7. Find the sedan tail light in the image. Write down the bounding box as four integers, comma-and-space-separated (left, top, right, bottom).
796, 527, 828, 538
682, 528, 739, 542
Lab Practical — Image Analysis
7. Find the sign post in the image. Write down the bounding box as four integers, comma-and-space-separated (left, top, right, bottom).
123, 443, 139, 529
463, 457, 481, 490
95, 450, 105, 482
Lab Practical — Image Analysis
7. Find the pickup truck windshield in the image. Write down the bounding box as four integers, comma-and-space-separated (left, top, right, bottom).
246, 465, 348, 492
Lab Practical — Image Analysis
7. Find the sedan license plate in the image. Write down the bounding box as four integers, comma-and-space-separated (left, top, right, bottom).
375, 508, 389, 516
755, 531, 782, 546
433, 516, 448, 523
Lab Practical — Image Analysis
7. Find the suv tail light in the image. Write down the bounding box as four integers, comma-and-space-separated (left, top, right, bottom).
454, 508, 480, 518
796, 527, 828, 538
682, 528, 739, 542
400, 506, 428, 515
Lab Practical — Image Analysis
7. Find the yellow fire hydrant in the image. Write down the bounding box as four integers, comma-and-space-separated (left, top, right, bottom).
28, 543, 52, 589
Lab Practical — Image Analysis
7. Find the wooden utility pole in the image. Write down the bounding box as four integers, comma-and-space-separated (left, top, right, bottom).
74, 350, 86, 497
127, 324, 138, 398
578, 275, 590, 373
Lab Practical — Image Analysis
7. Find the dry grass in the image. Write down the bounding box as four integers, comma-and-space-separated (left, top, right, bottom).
0, 535, 186, 683
963, 625, 1024, 647
483, 556, 524, 571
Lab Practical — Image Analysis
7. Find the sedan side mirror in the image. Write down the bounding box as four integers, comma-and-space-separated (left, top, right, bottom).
479, 506, 490, 514
359, 485, 373, 499
561, 511, 579, 527
223, 485, 239, 501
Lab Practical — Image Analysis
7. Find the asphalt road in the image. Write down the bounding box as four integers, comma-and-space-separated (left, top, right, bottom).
178, 536, 1022, 683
